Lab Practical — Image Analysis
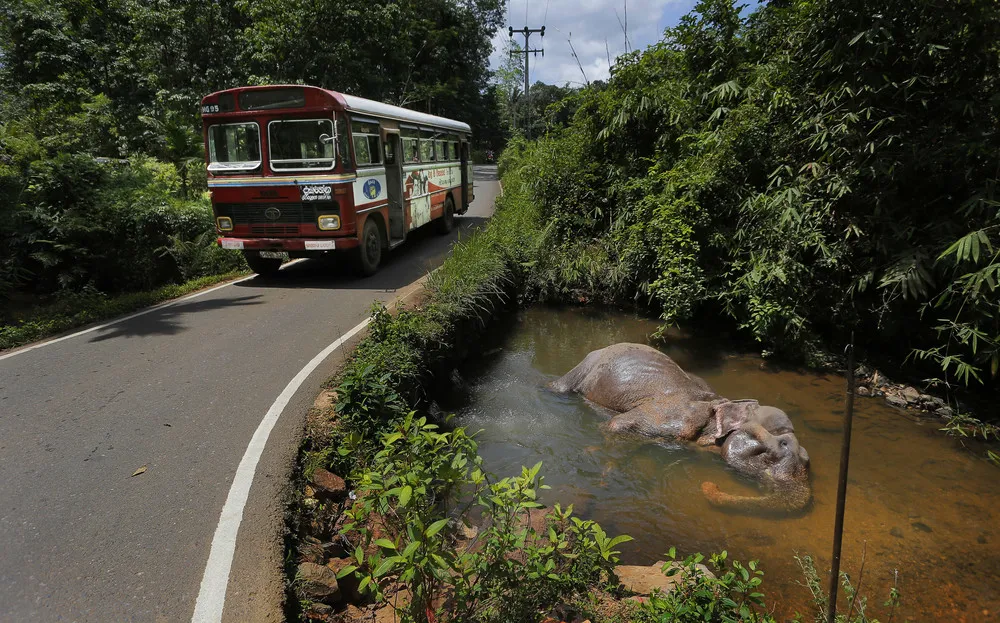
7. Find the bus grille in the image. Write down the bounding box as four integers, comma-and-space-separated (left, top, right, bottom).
216, 202, 313, 224
250, 225, 301, 235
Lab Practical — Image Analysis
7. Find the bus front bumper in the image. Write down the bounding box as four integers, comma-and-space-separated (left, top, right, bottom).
217, 237, 359, 251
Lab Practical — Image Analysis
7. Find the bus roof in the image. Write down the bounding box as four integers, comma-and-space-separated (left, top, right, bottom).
340, 93, 471, 134
201, 85, 471, 135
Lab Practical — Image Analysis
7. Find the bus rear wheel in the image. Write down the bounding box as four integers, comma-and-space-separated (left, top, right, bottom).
243, 251, 283, 276
353, 218, 383, 276
436, 195, 455, 235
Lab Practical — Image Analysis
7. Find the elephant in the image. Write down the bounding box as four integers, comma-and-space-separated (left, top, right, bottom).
549, 343, 811, 512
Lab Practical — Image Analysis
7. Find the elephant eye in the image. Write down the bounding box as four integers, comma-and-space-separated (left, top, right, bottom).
780, 440, 788, 448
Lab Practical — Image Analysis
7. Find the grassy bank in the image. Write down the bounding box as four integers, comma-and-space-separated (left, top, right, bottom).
284, 176, 895, 622
0, 269, 248, 351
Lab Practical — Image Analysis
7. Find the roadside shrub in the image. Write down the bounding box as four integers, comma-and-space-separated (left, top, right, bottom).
3, 153, 243, 306
338, 412, 629, 623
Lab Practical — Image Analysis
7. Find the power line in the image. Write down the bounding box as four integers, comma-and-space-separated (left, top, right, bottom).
543, 0, 551, 24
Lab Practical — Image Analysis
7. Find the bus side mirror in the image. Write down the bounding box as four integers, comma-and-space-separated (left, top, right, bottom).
319, 133, 334, 144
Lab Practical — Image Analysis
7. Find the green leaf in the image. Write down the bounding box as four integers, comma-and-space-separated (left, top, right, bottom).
374, 557, 398, 578
398, 485, 412, 507
335, 564, 358, 579
373, 538, 397, 550
401, 540, 421, 558
425, 518, 449, 538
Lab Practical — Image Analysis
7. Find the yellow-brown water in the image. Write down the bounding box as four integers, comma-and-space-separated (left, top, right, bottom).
450, 307, 1000, 622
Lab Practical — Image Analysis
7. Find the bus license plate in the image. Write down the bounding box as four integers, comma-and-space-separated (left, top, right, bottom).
259, 251, 285, 259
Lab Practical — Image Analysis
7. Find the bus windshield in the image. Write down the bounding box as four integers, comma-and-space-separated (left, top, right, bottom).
207, 122, 261, 172
268, 119, 335, 171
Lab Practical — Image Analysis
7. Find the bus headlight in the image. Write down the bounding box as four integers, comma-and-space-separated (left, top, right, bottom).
318, 215, 340, 230
216, 217, 233, 231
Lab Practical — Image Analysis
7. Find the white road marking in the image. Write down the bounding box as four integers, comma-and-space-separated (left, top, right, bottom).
0, 261, 305, 362
190, 316, 371, 623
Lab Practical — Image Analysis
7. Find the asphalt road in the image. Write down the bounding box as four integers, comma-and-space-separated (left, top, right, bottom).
0, 166, 500, 623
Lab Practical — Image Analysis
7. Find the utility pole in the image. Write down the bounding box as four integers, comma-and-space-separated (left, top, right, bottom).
508, 25, 544, 139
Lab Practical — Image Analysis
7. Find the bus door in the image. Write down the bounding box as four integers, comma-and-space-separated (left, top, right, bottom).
383, 131, 405, 243
460, 140, 470, 211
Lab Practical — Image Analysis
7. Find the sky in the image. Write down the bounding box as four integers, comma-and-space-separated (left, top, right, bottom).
489, 0, 700, 87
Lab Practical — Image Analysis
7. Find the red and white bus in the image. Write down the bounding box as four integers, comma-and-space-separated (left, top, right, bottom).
200, 85, 473, 276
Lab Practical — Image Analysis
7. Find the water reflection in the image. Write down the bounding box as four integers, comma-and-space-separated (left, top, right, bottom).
451, 306, 1000, 622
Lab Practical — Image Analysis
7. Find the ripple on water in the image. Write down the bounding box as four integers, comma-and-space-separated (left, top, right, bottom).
452, 307, 1000, 623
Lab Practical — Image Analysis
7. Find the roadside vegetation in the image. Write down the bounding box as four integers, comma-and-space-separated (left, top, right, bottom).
499, 0, 1000, 402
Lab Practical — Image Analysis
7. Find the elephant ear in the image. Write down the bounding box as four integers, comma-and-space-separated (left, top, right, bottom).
712, 399, 759, 441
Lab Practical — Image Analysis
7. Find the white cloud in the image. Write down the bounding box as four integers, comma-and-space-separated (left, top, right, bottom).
490, 0, 698, 87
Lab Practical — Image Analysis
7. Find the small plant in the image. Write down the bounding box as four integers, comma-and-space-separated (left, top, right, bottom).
336, 412, 630, 623
635, 548, 776, 623
939, 412, 1000, 467
794, 548, 900, 623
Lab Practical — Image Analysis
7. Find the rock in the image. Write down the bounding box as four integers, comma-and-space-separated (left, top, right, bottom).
311, 469, 347, 500
326, 556, 362, 603
305, 602, 332, 619
912, 521, 933, 533
855, 364, 870, 379
901, 386, 921, 403
615, 561, 714, 596
450, 518, 479, 540
304, 485, 317, 498
935, 405, 954, 418
299, 536, 326, 564
890, 527, 904, 539
885, 394, 908, 409
918, 393, 934, 405
856, 386, 870, 397
298, 562, 342, 603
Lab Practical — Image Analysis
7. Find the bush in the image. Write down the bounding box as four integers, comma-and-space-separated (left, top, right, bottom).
1, 153, 243, 306
338, 413, 630, 623
494, 0, 1000, 391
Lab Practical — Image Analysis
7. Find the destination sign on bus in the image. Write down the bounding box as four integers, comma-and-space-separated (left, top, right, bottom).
300, 185, 333, 202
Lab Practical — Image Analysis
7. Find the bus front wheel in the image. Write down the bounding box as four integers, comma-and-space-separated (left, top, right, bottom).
353, 218, 382, 276
243, 251, 283, 276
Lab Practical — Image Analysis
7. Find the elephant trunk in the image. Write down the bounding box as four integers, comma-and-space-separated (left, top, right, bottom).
700, 480, 810, 512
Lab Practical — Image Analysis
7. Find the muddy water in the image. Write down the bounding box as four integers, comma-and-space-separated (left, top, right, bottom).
449, 307, 1000, 622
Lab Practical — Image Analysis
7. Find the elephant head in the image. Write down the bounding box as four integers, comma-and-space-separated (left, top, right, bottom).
702, 400, 811, 512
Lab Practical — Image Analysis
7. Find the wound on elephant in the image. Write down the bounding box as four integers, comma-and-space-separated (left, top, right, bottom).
549, 343, 811, 513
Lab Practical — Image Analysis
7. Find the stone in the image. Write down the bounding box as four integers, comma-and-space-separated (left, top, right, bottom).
855, 364, 871, 379
890, 527, 904, 539
326, 556, 362, 603
305, 602, 332, 619
918, 393, 934, 404
885, 394, 907, 409
299, 536, 326, 564
615, 560, 714, 596
901, 386, 921, 403
935, 405, 954, 418
912, 521, 933, 533
311, 469, 347, 500
856, 386, 870, 397
298, 561, 342, 603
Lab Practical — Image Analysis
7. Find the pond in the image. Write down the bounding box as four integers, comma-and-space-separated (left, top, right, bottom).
446, 307, 1000, 622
